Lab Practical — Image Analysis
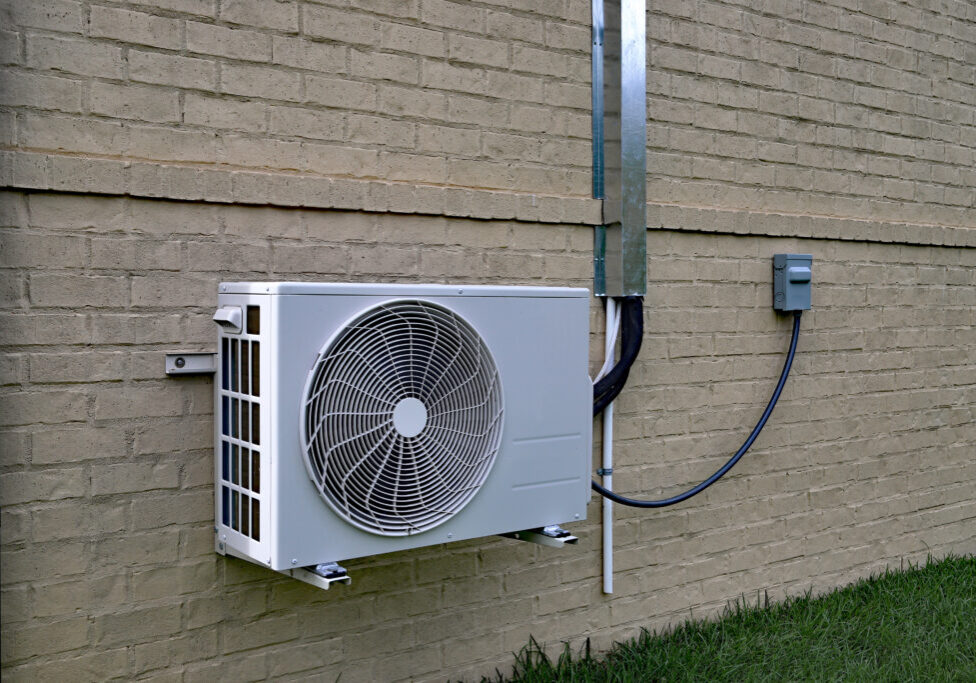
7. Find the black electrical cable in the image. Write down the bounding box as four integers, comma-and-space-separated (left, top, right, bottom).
592, 310, 802, 508
593, 296, 643, 415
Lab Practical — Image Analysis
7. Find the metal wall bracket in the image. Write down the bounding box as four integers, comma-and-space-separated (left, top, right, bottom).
165, 352, 216, 375
217, 535, 351, 590
500, 525, 579, 548
285, 563, 352, 590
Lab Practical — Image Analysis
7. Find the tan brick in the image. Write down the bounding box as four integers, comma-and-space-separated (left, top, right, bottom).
0, 390, 87, 427
0, 231, 87, 268
29, 352, 125, 383
221, 0, 298, 31
1, 615, 89, 661
1, 541, 88, 585
93, 385, 183, 421
305, 5, 381, 45
450, 34, 508, 68
132, 414, 210, 455
184, 241, 266, 274
0, 507, 28, 544
89, 313, 183, 345
29, 274, 126, 308
131, 561, 216, 601
305, 143, 379, 177
127, 125, 218, 164
90, 82, 180, 124
0, 468, 87, 504
133, 629, 219, 674
90, 6, 181, 50
3, 648, 129, 682
94, 605, 182, 646
3, 0, 83, 33
0, 69, 83, 113
0, 29, 16, 66
221, 63, 300, 102
17, 113, 125, 156
383, 22, 446, 58
220, 135, 303, 170
272, 243, 347, 274
379, 84, 448, 119
269, 106, 343, 141
184, 94, 266, 133
93, 529, 179, 570
126, 0, 215, 16
421, 60, 486, 96
348, 114, 414, 146
184, 589, 266, 630
184, 651, 267, 683
90, 238, 181, 271
372, 645, 440, 681
350, 49, 418, 84
32, 501, 126, 543
272, 36, 345, 72
222, 614, 298, 653
32, 574, 126, 617
267, 639, 343, 677
220, 205, 301, 239
0, 585, 29, 623
27, 35, 124, 78
129, 50, 216, 90
90, 461, 181, 496
187, 21, 271, 61
416, 123, 480, 156
306, 76, 377, 111
131, 490, 212, 529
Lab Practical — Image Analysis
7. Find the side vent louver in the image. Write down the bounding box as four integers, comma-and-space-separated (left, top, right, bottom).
219, 305, 263, 542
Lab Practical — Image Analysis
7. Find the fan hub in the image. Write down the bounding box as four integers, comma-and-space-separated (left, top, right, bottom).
392, 397, 428, 438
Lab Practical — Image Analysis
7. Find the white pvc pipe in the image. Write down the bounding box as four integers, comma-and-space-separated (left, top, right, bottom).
602, 298, 617, 594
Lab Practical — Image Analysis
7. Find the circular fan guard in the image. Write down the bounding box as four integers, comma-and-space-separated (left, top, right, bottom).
301, 300, 504, 536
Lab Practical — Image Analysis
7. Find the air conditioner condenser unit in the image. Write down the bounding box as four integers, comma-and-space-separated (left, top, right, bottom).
213, 283, 591, 583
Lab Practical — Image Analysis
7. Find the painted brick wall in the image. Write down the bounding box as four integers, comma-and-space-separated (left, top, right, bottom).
1, 0, 973, 217
646, 0, 976, 227
1, 0, 975, 680
2, 190, 974, 680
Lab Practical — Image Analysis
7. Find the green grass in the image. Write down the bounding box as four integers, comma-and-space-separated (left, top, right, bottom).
486, 555, 976, 682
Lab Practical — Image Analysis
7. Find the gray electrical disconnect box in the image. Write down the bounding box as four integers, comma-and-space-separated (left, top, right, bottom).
773, 254, 813, 311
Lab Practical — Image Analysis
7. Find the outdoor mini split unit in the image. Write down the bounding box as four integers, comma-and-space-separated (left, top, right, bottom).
213, 282, 591, 585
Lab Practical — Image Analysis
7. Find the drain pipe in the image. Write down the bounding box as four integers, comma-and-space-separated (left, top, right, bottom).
593, 0, 647, 595
600, 298, 618, 593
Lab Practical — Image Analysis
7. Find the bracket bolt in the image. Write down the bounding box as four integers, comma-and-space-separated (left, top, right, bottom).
175, 357, 186, 368
291, 559, 298, 565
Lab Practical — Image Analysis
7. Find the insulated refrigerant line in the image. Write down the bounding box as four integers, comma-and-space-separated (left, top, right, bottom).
599, 298, 618, 594
591, 310, 803, 508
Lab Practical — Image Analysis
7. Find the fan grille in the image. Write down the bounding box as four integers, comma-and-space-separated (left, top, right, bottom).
301, 300, 504, 536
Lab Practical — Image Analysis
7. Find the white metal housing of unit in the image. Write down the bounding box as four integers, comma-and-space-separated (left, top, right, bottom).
214, 282, 592, 571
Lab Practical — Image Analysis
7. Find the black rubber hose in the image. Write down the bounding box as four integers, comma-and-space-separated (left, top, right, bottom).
592, 310, 802, 508
593, 296, 643, 415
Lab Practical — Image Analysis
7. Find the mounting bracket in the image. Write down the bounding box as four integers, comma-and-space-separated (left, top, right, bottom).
285, 563, 352, 590
500, 525, 579, 548
165, 352, 217, 376
217, 533, 351, 590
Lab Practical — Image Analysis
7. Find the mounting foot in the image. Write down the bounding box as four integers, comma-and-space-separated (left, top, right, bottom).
285, 562, 352, 590
500, 525, 579, 548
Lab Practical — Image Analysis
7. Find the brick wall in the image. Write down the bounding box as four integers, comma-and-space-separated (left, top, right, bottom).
1, 0, 975, 680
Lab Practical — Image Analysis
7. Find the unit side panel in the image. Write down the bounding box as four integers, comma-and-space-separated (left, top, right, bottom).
215, 293, 272, 566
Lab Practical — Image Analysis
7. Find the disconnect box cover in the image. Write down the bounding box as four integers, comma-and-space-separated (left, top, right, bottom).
773, 254, 813, 311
